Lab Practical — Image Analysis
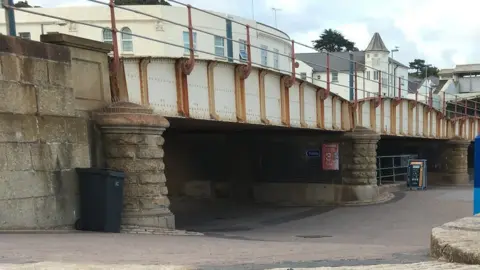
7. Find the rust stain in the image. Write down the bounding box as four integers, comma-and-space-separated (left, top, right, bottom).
207, 61, 220, 120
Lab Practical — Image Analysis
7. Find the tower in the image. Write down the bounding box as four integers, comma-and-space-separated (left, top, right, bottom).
364, 33, 390, 97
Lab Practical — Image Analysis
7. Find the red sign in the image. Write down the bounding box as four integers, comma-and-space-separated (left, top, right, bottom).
322, 143, 339, 170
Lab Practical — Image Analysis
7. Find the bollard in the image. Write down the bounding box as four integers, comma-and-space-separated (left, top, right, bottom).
475, 135, 480, 215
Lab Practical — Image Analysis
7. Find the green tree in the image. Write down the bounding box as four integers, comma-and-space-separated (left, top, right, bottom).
312, 29, 359, 52
14, 1, 31, 7
115, 0, 171, 5
408, 58, 439, 78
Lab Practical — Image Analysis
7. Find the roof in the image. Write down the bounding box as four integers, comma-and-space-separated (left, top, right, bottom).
295, 51, 365, 72
407, 75, 440, 93
435, 79, 447, 94
295, 52, 408, 72
365, 32, 389, 52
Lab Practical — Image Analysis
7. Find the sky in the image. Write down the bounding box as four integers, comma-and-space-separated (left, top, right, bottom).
26, 0, 480, 69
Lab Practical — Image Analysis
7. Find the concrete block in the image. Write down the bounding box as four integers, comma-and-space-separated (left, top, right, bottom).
0, 171, 53, 200
65, 117, 89, 144
47, 61, 72, 88
0, 53, 21, 81
20, 56, 49, 86
37, 116, 66, 143
37, 86, 75, 116
30, 143, 73, 171
334, 184, 380, 203
0, 197, 37, 229
5, 143, 32, 171
0, 80, 37, 114
71, 143, 91, 168
138, 196, 170, 210
0, 114, 38, 143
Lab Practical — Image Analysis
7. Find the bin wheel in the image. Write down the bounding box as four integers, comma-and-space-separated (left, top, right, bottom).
74, 219, 82, 230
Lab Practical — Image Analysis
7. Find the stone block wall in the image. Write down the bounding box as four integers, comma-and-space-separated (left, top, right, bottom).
0, 35, 91, 229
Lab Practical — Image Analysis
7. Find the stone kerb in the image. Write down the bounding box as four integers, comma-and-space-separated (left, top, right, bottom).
94, 102, 174, 229
431, 215, 480, 264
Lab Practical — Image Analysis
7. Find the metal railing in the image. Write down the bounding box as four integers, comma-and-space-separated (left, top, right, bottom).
1, 0, 480, 121
377, 154, 418, 185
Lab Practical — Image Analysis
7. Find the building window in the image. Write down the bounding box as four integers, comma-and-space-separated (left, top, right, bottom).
367, 71, 371, 80
121, 27, 133, 52
239, 39, 247, 61
214, 35, 225, 57
401, 75, 405, 86
19, 32, 31, 40
373, 71, 379, 80
332, 71, 338, 82
102, 29, 112, 44
367, 54, 370, 58
300, 72, 307, 80
273, 48, 279, 69
382, 72, 387, 88
261, 45, 268, 66
183, 31, 197, 54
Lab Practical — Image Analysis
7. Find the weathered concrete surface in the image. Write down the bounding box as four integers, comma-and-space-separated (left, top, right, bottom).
0, 262, 474, 270
0, 34, 92, 229
431, 215, 480, 264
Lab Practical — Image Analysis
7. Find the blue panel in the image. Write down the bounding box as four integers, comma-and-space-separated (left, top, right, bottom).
5, 0, 16, 36
226, 19, 233, 63
474, 136, 480, 215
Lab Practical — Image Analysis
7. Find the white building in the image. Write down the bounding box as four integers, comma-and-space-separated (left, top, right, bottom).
296, 33, 409, 100
0, 4, 296, 75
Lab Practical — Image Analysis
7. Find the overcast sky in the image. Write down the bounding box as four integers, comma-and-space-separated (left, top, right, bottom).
27, 0, 480, 69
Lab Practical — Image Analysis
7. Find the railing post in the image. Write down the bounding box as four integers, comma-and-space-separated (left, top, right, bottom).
377, 72, 382, 106
181, 4, 196, 75
465, 99, 468, 117
455, 96, 458, 118
475, 101, 478, 118
109, 0, 120, 76
239, 24, 252, 79
443, 92, 446, 116
326, 52, 330, 97
398, 77, 401, 100
429, 88, 433, 109
3, 0, 16, 36
354, 62, 358, 105
289, 40, 297, 85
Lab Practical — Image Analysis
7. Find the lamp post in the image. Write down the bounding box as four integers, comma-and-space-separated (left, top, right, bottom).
391, 46, 399, 96
271, 7, 281, 28
425, 64, 432, 103
41, 21, 67, 35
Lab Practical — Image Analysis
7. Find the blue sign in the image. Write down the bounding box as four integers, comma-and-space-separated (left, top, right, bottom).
474, 136, 480, 215
306, 150, 320, 157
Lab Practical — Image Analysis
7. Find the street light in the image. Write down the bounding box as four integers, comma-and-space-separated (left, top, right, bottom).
271, 7, 281, 28
390, 46, 399, 96
41, 21, 68, 35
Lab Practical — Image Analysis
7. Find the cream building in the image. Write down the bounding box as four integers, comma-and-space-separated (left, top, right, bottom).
0, 4, 297, 75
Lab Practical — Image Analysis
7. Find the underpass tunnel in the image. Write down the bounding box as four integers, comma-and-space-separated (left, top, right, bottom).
378, 137, 474, 186
162, 118, 344, 230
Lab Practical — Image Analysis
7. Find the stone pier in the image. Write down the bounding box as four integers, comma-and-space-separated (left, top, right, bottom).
427, 137, 471, 185
338, 126, 381, 202
94, 102, 174, 229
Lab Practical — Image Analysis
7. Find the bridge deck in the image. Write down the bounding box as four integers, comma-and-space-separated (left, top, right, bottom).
121, 57, 478, 141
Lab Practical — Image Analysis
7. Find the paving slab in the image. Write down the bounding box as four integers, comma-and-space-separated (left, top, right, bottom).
431, 215, 480, 264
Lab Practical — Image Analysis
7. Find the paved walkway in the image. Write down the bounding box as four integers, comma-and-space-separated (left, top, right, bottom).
0, 186, 476, 269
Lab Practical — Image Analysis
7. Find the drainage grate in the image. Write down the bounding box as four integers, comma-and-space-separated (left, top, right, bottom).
296, 235, 332, 239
